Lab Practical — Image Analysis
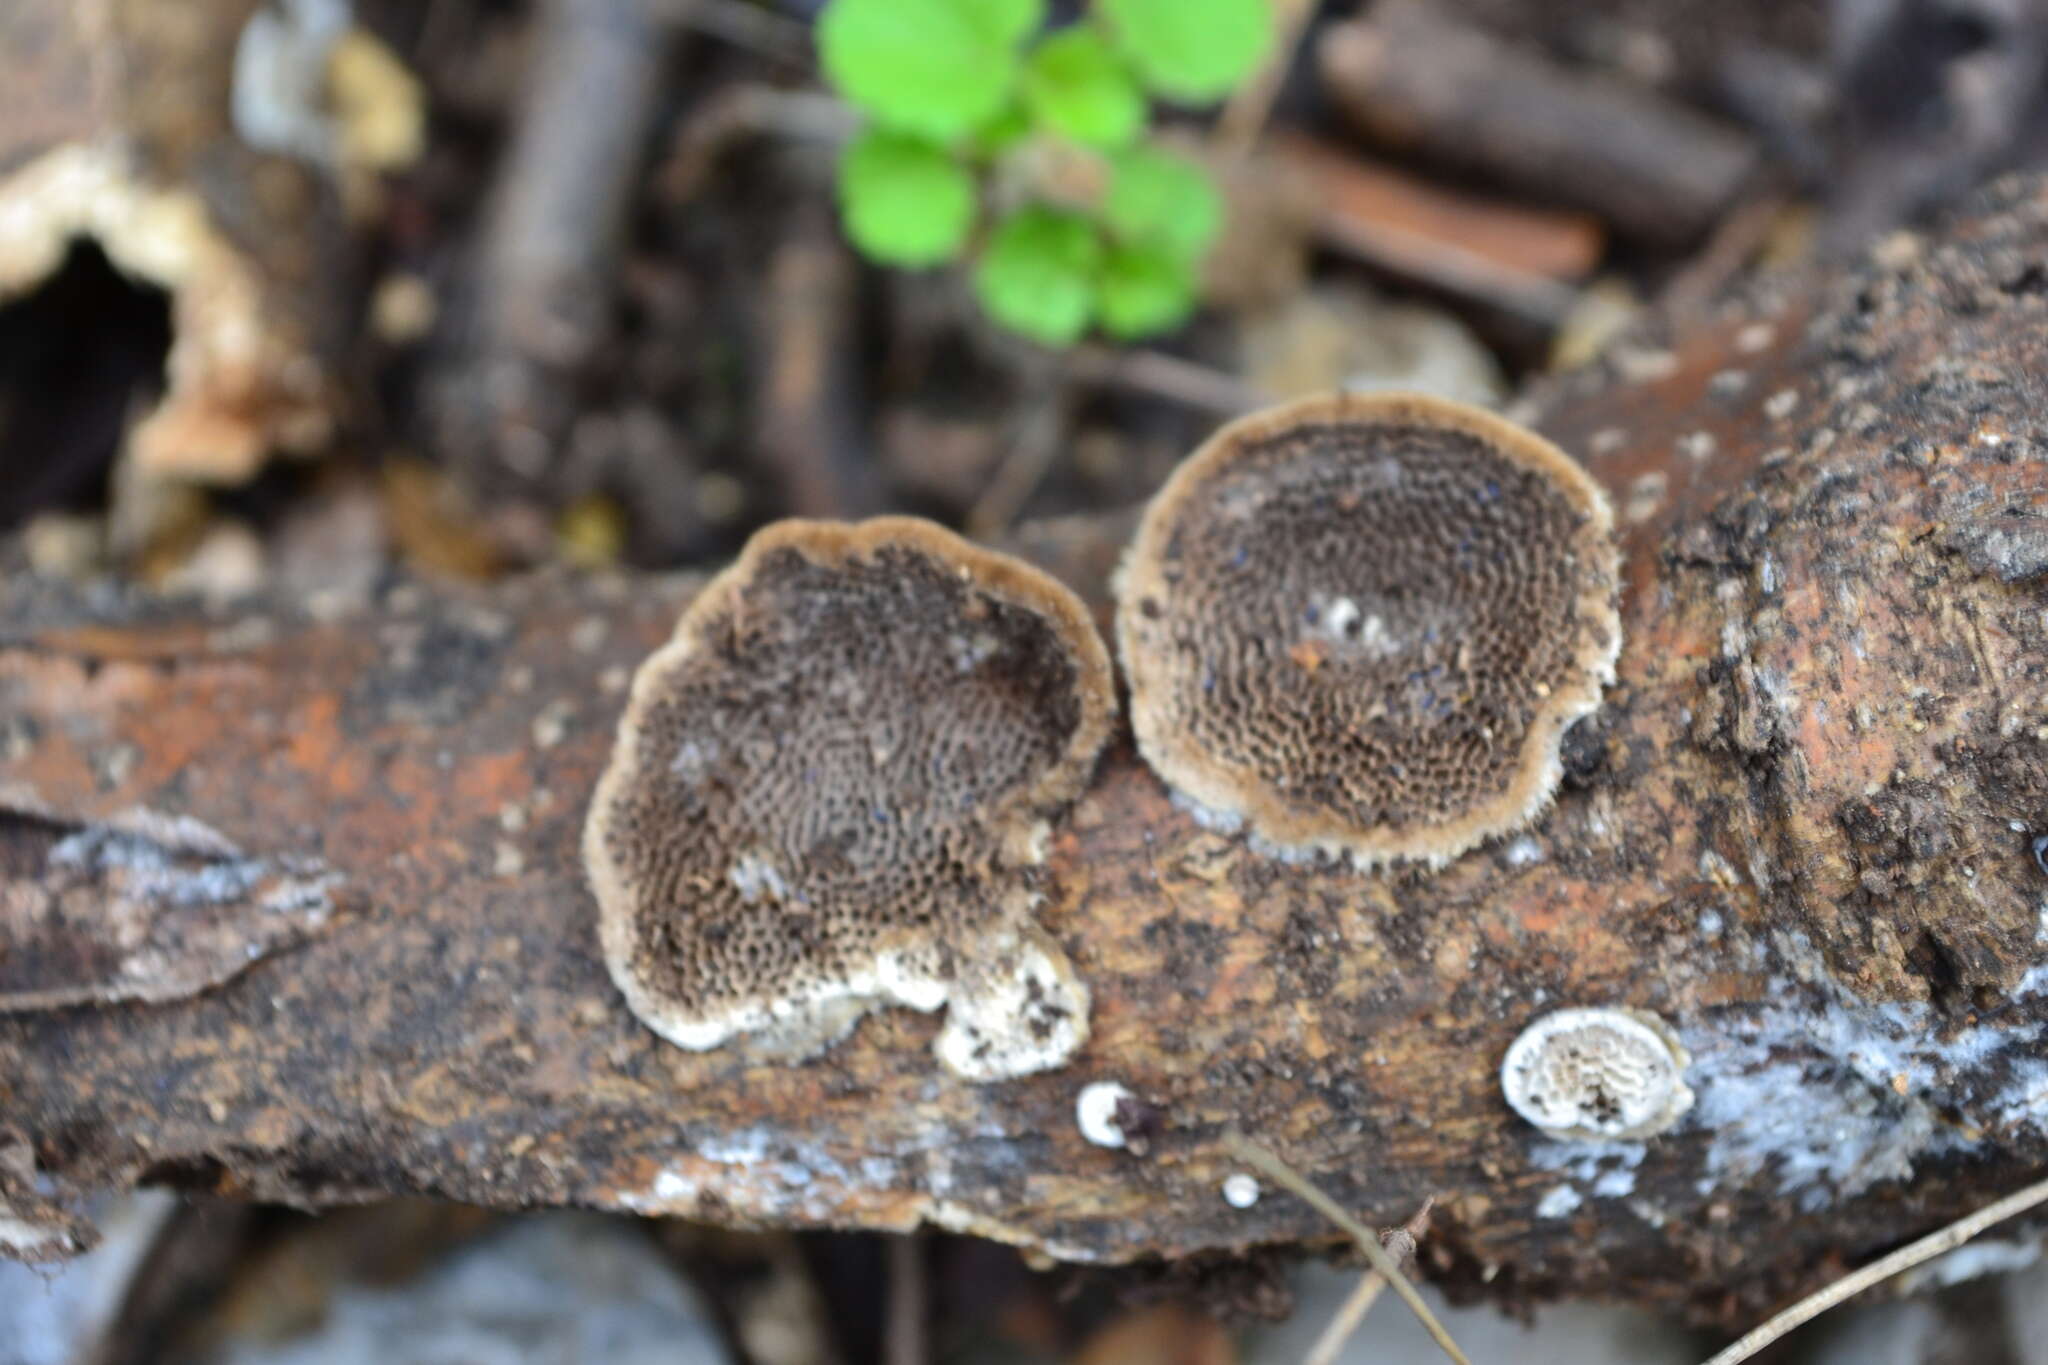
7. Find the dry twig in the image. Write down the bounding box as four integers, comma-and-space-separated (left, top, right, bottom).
1659, 190, 1796, 315
1699, 1174, 2048, 1365
1319, 1, 1758, 246
755, 199, 883, 518
885, 1233, 928, 1365
661, 85, 856, 203
1222, 1133, 1469, 1365
1302, 1200, 1434, 1365
654, 0, 812, 64
1212, 0, 1314, 160
965, 361, 1075, 538
7, 183, 2048, 1304
1066, 345, 1271, 417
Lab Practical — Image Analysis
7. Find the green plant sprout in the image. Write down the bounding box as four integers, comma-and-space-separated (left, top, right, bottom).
819, 0, 1272, 346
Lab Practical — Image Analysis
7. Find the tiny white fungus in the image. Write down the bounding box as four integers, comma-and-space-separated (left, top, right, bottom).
1075, 1081, 1135, 1150
1222, 1173, 1261, 1208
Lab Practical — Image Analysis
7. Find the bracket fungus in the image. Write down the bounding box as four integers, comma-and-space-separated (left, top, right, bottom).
1114, 391, 1620, 867
583, 516, 1114, 1081
1500, 1006, 1695, 1141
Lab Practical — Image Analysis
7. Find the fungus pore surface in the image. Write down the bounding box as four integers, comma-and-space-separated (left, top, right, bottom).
585, 517, 1114, 1078
1116, 391, 1620, 865
1501, 1006, 1695, 1141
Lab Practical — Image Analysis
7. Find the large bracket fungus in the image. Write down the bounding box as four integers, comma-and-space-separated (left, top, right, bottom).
583, 516, 1115, 1080
1115, 390, 1621, 867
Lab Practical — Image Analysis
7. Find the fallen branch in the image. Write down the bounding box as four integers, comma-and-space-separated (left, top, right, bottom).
1319, 0, 1759, 244
754, 198, 884, 518
1276, 132, 1600, 323
428, 0, 679, 497
4, 179, 2048, 1327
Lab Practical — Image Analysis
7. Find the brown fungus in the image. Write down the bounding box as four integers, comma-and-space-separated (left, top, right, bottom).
1115, 391, 1620, 867
584, 517, 1114, 1080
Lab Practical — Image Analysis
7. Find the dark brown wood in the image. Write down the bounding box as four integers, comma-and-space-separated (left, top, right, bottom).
426, 0, 675, 505
6, 180, 2048, 1323
1275, 133, 1603, 324
1319, 0, 1761, 245
754, 198, 884, 519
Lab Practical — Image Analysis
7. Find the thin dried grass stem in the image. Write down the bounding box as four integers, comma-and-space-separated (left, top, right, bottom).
886, 1233, 927, 1365
1213, 0, 1315, 160
1303, 1204, 1431, 1365
1222, 1132, 1471, 1365
1700, 1174, 2048, 1365
1304, 1262, 1392, 1365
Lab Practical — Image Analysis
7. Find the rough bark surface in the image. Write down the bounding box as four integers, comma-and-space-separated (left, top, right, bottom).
6, 180, 2048, 1322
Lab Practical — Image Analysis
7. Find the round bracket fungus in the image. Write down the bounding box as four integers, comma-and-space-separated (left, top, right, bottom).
1500, 1006, 1694, 1141
1114, 391, 1620, 867
583, 517, 1115, 1081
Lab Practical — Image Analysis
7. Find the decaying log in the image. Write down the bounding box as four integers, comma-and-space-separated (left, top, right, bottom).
6, 178, 2048, 1322
0, 0, 356, 486
1319, 0, 1761, 246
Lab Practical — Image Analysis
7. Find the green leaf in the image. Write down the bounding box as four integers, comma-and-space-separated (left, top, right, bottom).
1021, 28, 1144, 149
819, 0, 1047, 141
1105, 146, 1222, 261
973, 207, 1101, 346
1099, 242, 1197, 338
837, 129, 976, 266
971, 102, 1033, 157
1099, 0, 1271, 103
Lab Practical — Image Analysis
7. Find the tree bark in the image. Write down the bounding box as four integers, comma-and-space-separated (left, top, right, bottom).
5, 179, 2048, 1323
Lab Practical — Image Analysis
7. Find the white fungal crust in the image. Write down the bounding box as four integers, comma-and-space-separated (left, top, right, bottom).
934, 925, 1091, 1083
1501, 1006, 1695, 1141
1114, 390, 1621, 868
584, 517, 1113, 1081
1075, 1080, 1136, 1149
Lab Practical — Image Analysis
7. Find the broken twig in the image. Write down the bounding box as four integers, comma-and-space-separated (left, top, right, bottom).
1699, 1175, 2048, 1365
1276, 133, 1598, 322
1319, 0, 1758, 244
1066, 344, 1270, 417
1223, 1133, 1469, 1365
1212, 0, 1313, 161
885, 1233, 928, 1365
1302, 1201, 1434, 1365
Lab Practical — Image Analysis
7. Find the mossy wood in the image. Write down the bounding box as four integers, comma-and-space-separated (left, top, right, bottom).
6, 183, 2048, 1320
